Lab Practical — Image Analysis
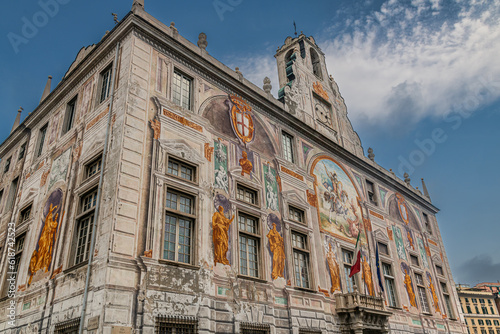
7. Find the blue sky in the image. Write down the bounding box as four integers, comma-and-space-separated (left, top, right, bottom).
0, 0, 499, 285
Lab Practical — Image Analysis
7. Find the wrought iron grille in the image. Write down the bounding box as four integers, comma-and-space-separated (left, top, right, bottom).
54, 318, 80, 334
240, 322, 270, 334
155, 315, 198, 334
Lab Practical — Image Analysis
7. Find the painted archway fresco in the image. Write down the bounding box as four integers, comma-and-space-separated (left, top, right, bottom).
311, 156, 365, 244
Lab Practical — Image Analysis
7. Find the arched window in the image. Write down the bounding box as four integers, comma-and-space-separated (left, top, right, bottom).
310, 48, 322, 79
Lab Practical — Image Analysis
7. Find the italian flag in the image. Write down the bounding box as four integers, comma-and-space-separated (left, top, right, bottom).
349, 232, 362, 278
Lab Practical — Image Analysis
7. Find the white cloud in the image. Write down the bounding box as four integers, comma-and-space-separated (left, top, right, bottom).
225, 55, 279, 98
321, 0, 500, 128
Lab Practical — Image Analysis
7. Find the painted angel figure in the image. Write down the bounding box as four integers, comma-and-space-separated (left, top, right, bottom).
214, 142, 227, 163
266, 183, 278, 211
215, 165, 228, 192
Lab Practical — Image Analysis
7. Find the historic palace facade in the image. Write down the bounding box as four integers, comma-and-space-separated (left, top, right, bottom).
0, 1, 468, 333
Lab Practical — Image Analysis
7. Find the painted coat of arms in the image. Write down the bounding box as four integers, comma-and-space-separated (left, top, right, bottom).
229, 95, 254, 144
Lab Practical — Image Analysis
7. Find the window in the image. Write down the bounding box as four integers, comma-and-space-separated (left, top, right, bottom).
54, 318, 80, 334
299, 330, 322, 334
240, 323, 270, 334
481, 329, 486, 334
491, 307, 495, 314
99, 65, 112, 103
155, 315, 197, 333
292, 231, 310, 289
342, 249, 356, 292
410, 254, 420, 267
3, 157, 11, 173
289, 206, 305, 224
62, 96, 77, 134
441, 282, 454, 318
237, 184, 258, 205
238, 213, 260, 278
73, 188, 98, 265
487, 321, 492, 326
310, 48, 322, 79
36, 123, 48, 157
383, 263, 398, 307
6, 177, 19, 212
282, 131, 294, 163
466, 298, 470, 303
435, 265, 444, 276
488, 299, 492, 305
494, 321, 499, 326
415, 273, 430, 313
483, 306, 489, 314
164, 189, 195, 264
423, 212, 432, 234
84, 156, 102, 180
479, 321, 485, 326
476, 306, 480, 314
18, 143, 26, 161
19, 204, 32, 224
13, 233, 26, 275
172, 70, 192, 110
467, 306, 472, 313
378, 242, 389, 255
480, 299, 485, 304
472, 320, 476, 325
366, 180, 377, 205
473, 329, 477, 334
472, 298, 478, 303
167, 157, 196, 182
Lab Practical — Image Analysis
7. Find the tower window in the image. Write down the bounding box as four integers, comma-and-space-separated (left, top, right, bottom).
310, 48, 322, 79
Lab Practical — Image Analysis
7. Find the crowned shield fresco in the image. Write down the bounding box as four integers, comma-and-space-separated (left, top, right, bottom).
229, 95, 254, 144
311, 157, 364, 243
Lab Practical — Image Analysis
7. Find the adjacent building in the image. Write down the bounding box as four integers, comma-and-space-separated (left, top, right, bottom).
0, 1, 468, 333
457, 285, 500, 334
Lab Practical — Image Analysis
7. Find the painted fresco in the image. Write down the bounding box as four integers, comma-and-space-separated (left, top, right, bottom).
312, 157, 364, 243
393, 225, 407, 261
28, 188, 63, 285
379, 187, 388, 208
401, 261, 417, 308
417, 237, 429, 268
266, 214, 285, 280
214, 140, 228, 193
324, 236, 341, 293
48, 148, 71, 190
404, 226, 416, 251
361, 251, 375, 296
264, 164, 279, 212
229, 95, 255, 145
427, 271, 441, 313
213, 195, 233, 266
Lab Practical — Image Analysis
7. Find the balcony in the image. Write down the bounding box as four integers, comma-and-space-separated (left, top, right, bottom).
335, 287, 392, 334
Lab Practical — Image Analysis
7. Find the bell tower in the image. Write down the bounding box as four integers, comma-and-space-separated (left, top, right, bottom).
274, 33, 364, 157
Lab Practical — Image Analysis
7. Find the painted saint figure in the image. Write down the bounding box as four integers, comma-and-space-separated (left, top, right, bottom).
428, 275, 441, 313
239, 151, 253, 176
29, 204, 59, 285
326, 244, 341, 293
362, 255, 374, 296
404, 268, 417, 308
267, 223, 285, 280
212, 206, 234, 265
